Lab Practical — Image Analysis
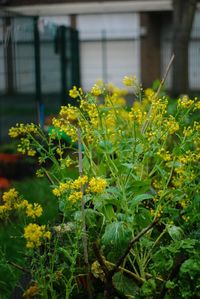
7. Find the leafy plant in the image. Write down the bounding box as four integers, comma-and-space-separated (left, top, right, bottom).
0, 77, 199, 298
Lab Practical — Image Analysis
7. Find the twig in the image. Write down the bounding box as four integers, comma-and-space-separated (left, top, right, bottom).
110, 218, 159, 275
44, 169, 55, 185
141, 54, 175, 133
8, 261, 29, 273
93, 219, 159, 298
77, 127, 92, 299
154, 53, 175, 99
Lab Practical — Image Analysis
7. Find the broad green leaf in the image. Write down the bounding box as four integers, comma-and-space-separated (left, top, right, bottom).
102, 221, 132, 248
129, 193, 154, 208
102, 205, 116, 221
141, 278, 156, 296
82, 156, 91, 172
167, 225, 184, 241
180, 258, 200, 277
130, 180, 151, 194
99, 140, 113, 154
113, 272, 137, 296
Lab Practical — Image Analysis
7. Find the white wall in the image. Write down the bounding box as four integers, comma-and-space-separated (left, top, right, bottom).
14, 18, 35, 93
77, 13, 141, 90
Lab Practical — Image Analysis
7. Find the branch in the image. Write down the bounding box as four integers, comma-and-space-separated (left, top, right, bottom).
8, 261, 29, 273
154, 54, 175, 99
110, 218, 159, 276
77, 127, 92, 299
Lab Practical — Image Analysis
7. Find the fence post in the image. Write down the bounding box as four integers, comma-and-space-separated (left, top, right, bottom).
59, 25, 67, 105
34, 16, 44, 127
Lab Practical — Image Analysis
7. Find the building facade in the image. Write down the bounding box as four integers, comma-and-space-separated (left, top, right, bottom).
0, 0, 200, 140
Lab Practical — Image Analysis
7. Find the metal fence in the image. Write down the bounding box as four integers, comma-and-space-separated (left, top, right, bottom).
0, 16, 80, 142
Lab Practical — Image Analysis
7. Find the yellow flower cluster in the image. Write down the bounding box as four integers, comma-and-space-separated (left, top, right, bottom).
129, 106, 147, 125
24, 223, 51, 248
0, 188, 19, 217
9, 123, 38, 138
8, 123, 37, 156
86, 177, 107, 194
17, 137, 36, 156
157, 148, 172, 162
150, 98, 168, 119
52, 182, 71, 197
25, 202, 43, 219
68, 191, 83, 203
122, 75, 136, 86
59, 105, 78, 121
178, 95, 194, 109
91, 84, 102, 96
164, 116, 179, 134
52, 176, 107, 204
69, 86, 79, 98
71, 175, 88, 190
0, 188, 43, 220
52, 117, 78, 142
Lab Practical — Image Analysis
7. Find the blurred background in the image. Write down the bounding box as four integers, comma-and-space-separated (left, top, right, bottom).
0, 0, 199, 142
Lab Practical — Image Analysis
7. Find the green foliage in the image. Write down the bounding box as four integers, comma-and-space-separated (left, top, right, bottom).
1, 79, 200, 298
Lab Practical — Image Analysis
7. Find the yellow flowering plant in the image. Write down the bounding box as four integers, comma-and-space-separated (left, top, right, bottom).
3, 77, 200, 298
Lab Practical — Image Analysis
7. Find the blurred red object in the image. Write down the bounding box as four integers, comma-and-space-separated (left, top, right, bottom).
0, 177, 10, 189
0, 153, 21, 163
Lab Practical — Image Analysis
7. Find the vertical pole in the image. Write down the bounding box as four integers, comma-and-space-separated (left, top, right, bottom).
5, 17, 14, 94
60, 26, 67, 105
71, 28, 80, 89
34, 16, 44, 127
102, 29, 108, 84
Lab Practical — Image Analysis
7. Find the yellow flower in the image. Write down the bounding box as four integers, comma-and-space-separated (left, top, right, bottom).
8, 123, 37, 138
178, 95, 194, 109
59, 105, 78, 121
24, 223, 51, 248
52, 181, 72, 197
69, 86, 79, 98
86, 177, 107, 194
71, 175, 88, 190
52, 188, 61, 197
56, 148, 63, 156
122, 75, 135, 86
27, 149, 36, 156
2, 188, 18, 204
194, 100, 200, 110
91, 84, 102, 96
68, 191, 83, 203
65, 157, 72, 167
25, 203, 43, 219
165, 116, 179, 134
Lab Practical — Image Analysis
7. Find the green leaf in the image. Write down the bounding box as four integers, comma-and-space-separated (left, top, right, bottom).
129, 193, 154, 208
130, 180, 151, 194
102, 205, 116, 221
85, 208, 100, 227
99, 140, 113, 154
113, 272, 137, 296
102, 221, 132, 248
167, 225, 184, 241
82, 156, 91, 172
180, 258, 200, 277
141, 278, 156, 296
122, 163, 134, 169
165, 280, 177, 289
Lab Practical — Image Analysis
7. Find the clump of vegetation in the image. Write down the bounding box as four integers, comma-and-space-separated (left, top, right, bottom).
1, 76, 200, 298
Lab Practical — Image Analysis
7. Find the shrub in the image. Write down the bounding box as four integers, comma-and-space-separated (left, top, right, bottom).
1, 77, 200, 298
